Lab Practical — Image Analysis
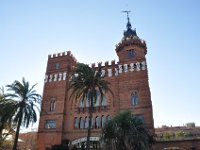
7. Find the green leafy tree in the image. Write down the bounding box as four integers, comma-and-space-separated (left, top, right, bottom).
5, 78, 41, 150
0, 87, 15, 148
69, 63, 111, 150
101, 111, 154, 150
163, 132, 172, 140
175, 131, 186, 139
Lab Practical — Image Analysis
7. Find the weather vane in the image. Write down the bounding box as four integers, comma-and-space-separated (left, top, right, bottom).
122, 10, 131, 21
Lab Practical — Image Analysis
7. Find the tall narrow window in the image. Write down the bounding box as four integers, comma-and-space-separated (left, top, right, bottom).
80, 117, 84, 129
86, 99, 90, 107
101, 96, 106, 106
131, 91, 138, 106
107, 115, 111, 122
50, 99, 56, 112
95, 91, 100, 107
84, 116, 89, 128
101, 115, 106, 128
95, 98, 100, 107
95, 116, 100, 128
74, 117, 79, 129
80, 98, 84, 108
91, 117, 94, 128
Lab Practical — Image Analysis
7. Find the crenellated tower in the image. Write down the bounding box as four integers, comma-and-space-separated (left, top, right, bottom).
37, 51, 76, 150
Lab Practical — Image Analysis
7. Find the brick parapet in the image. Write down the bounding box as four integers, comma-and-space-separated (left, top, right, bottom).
44, 59, 147, 84
48, 51, 77, 62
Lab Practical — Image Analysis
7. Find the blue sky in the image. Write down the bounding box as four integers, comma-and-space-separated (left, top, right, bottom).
0, 0, 200, 128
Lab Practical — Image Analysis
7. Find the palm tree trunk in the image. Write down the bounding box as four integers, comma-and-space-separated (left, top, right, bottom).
12, 108, 23, 150
86, 99, 93, 150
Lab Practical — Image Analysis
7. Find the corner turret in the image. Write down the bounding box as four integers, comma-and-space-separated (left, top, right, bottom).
115, 11, 147, 64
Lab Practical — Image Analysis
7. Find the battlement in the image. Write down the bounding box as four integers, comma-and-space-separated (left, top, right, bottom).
115, 36, 147, 52
48, 51, 77, 62
44, 60, 147, 84
90, 60, 117, 68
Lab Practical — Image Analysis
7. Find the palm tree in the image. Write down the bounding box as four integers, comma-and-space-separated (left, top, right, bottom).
69, 63, 111, 150
101, 111, 154, 150
6, 78, 41, 150
0, 88, 13, 148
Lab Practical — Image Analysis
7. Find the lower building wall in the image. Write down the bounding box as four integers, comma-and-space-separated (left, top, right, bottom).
36, 131, 200, 150
153, 139, 200, 150
37, 132, 62, 150
64, 130, 101, 142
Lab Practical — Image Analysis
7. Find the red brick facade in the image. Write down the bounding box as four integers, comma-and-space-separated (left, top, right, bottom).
36, 15, 200, 150
37, 18, 154, 150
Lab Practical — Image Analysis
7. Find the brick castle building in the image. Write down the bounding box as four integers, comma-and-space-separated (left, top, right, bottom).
37, 14, 154, 150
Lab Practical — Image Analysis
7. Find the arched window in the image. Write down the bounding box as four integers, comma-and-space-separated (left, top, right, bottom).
95, 116, 100, 128
84, 116, 89, 128
101, 115, 106, 128
80, 117, 84, 129
131, 91, 138, 106
74, 117, 79, 129
50, 99, 56, 112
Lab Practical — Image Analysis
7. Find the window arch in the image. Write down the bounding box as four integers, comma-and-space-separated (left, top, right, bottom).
131, 91, 138, 106
49, 98, 56, 112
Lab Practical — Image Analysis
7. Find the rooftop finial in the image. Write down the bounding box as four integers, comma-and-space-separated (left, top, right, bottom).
122, 10, 131, 30
121, 10, 137, 38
